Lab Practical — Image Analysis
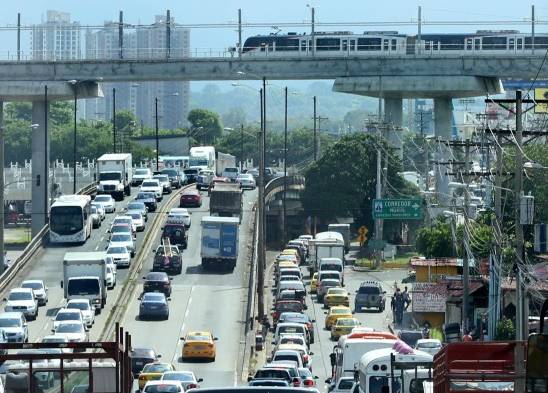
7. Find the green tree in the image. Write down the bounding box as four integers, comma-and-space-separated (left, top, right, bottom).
187, 109, 223, 145
301, 133, 417, 234
495, 317, 516, 340
4, 102, 31, 122
415, 217, 455, 258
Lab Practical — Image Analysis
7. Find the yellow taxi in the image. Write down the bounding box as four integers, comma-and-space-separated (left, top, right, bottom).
182, 331, 217, 361
331, 317, 361, 340
323, 288, 350, 308
280, 249, 300, 264
138, 362, 175, 390
324, 305, 353, 330
310, 273, 318, 294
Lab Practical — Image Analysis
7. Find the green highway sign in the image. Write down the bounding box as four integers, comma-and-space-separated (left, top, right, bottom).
373, 198, 423, 220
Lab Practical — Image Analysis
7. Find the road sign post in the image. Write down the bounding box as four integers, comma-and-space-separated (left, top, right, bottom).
373, 199, 423, 220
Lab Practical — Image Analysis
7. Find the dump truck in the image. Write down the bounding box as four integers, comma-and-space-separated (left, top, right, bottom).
209, 183, 243, 221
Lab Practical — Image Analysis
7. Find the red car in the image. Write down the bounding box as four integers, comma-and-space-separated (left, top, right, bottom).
180, 189, 202, 207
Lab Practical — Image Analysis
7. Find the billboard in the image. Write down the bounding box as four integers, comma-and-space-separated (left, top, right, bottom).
412, 283, 447, 313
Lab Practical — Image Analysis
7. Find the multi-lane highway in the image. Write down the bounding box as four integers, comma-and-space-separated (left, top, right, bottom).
0, 185, 257, 388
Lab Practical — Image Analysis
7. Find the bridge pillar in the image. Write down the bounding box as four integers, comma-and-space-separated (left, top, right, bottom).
31, 101, 50, 237
384, 97, 403, 159
434, 97, 453, 200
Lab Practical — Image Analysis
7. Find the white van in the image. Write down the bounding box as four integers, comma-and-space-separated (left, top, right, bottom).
319, 258, 344, 284
275, 323, 309, 346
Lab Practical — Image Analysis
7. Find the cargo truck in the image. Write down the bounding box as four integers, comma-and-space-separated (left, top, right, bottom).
309, 231, 345, 274
216, 152, 237, 176
61, 252, 108, 313
201, 216, 239, 270
328, 223, 351, 252
96, 153, 133, 201
209, 183, 243, 221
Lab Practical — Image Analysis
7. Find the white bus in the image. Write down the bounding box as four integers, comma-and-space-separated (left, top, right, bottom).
189, 146, 216, 172
49, 195, 93, 244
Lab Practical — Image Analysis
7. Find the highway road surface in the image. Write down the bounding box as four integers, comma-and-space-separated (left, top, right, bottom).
121, 189, 257, 390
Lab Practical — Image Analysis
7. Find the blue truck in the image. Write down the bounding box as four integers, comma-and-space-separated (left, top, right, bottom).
201, 216, 239, 271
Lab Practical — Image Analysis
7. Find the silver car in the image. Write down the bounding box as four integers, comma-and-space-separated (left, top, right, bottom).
0, 312, 28, 343
21, 280, 48, 306
91, 202, 106, 220
93, 195, 116, 213
90, 205, 102, 228
153, 174, 172, 194
129, 212, 145, 232
108, 234, 135, 257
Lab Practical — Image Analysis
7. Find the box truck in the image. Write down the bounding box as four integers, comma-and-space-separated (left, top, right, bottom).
96, 153, 133, 201
201, 216, 239, 271
328, 223, 351, 252
62, 252, 107, 312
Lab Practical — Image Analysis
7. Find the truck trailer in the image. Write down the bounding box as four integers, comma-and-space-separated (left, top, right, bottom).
62, 252, 108, 312
328, 223, 351, 252
96, 153, 133, 201
201, 216, 239, 271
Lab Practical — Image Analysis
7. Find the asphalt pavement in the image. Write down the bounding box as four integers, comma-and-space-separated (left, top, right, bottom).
120, 189, 257, 390
260, 252, 409, 392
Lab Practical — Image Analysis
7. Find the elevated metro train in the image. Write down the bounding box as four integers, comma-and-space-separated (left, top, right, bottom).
242, 30, 548, 57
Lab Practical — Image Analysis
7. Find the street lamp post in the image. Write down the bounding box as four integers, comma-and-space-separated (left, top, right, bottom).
155, 97, 159, 172
68, 81, 78, 194
112, 87, 117, 153
283, 86, 288, 245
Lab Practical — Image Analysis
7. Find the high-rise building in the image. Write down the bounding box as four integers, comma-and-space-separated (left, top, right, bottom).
31, 10, 81, 60
84, 15, 190, 130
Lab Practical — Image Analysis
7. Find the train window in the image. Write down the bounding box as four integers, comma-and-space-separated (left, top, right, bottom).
482, 37, 507, 50
316, 38, 341, 51
517, 38, 523, 49
350, 39, 356, 50
509, 38, 515, 49
391, 39, 397, 51
342, 40, 348, 51
275, 38, 299, 51
383, 40, 389, 51
475, 39, 481, 50
466, 39, 473, 50
439, 37, 464, 50
300, 40, 307, 52
357, 38, 381, 51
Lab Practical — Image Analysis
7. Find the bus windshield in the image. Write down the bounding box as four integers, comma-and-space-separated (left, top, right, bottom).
50, 206, 83, 235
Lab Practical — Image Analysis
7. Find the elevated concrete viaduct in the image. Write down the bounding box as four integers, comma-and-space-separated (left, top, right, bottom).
0, 54, 545, 234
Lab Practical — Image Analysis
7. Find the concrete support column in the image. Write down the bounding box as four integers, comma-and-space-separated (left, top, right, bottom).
434, 97, 453, 200
384, 97, 403, 159
31, 101, 49, 237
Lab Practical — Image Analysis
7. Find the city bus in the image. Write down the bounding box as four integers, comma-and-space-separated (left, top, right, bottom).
49, 195, 93, 244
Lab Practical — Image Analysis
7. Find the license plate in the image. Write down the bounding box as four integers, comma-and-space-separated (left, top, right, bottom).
135, 361, 143, 366
194, 345, 206, 350
149, 306, 158, 310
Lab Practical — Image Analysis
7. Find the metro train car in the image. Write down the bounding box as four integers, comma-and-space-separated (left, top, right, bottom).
241, 30, 548, 57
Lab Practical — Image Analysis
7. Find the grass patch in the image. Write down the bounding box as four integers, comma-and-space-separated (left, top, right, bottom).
356, 252, 417, 269
4, 228, 31, 245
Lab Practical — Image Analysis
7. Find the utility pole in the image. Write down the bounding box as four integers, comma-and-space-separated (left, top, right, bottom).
17, 13, 21, 62
257, 85, 266, 321
118, 11, 124, 60
514, 90, 525, 341
310, 7, 315, 56
238, 9, 242, 58
155, 97, 159, 172
166, 10, 171, 59
463, 140, 471, 332
283, 86, 288, 245
313, 96, 317, 160
73, 89, 77, 194
112, 87, 116, 153
240, 123, 244, 171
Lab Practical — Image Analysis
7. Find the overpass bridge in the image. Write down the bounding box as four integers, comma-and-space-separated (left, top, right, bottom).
1, 52, 546, 235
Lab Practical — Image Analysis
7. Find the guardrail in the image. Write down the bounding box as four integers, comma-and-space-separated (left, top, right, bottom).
0, 182, 97, 294
265, 175, 305, 203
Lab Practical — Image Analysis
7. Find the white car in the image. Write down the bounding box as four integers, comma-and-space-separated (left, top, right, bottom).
222, 167, 240, 182
91, 202, 106, 220
111, 215, 137, 234
52, 308, 84, 332
143, 380, 184, 393
66, 299, 95, 328
415, 338, 443, 356
132, 168, 153, 186
140, 179, 163, 201
106, 245, 131, 267
108, 234, 135, 257
128, 212, 145, 232
90, 205, 102, 228
4, 288, 38, 320
21, 279, 48, 306
54, 321, 88, 343
153, 174, 172, 194
237, 173, 256, 189
105, 264, 116, 289
162, 371, 203, 390
328, 376, 356, 393
0, 312, 28, 343
167, 208, 191, 228
93, 195, 116, 213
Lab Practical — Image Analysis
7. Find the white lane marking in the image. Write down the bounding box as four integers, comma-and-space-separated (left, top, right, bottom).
100, 236, 104, 242
95, 245, 99, 251
171, 286, 194, 364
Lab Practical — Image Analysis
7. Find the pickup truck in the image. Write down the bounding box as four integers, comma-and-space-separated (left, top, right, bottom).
152, 240, 183, 274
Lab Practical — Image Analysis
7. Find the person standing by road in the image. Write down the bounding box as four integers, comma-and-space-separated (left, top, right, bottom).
393, 288, 405, 326
403, 286, 411, 310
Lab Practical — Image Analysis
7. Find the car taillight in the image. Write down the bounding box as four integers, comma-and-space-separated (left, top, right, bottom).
303, 354, 309, 363
304, 379, 314, 386
164, 282, 170, 287
292, 378, 301, 387
208, 343, 214, 348
188, 384, 197, 389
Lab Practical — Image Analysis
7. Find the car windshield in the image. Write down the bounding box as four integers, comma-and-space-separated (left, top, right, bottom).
22, 282, 43, 290
108, 246, 127, 254
137, 193, 154, 200
338, 379, 355, 390
186, 334, 210, 341
9, 291, 32, 301
143, 364, 170, 373
56, 323, 83, 333
184, 169, 198, 175
91, 206, 98, 214
163, 372, 194, 381
135, 169, 149, 175
67, 302, 89, 311
332, 308, 350, 315
128, 203, 145, 210
358, 286, 380, 295
0, 318, 21, 327
130, 213, 142, 220
43, 337, 67, 343
94, 196, 112, 203
154, 176, 169, 181
111, 234, 131, 242
329, 289, 346, 295
161, 169, 178, 176
280, 337, 304, 345
142, 181, 159, 187
111, 225, 130, 232
143, 294, 165, 302
56, 312, 80, 321
278, 326, 303, 334
144, 385, 180, 393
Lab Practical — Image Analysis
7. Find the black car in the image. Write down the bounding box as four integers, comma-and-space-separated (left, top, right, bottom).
161, 168, 183, 189
139, 292, 170, 320
130, 347, 160, 378
143, 272, 172, 297
135, 192, 158, 212
183, 168, 199, 184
